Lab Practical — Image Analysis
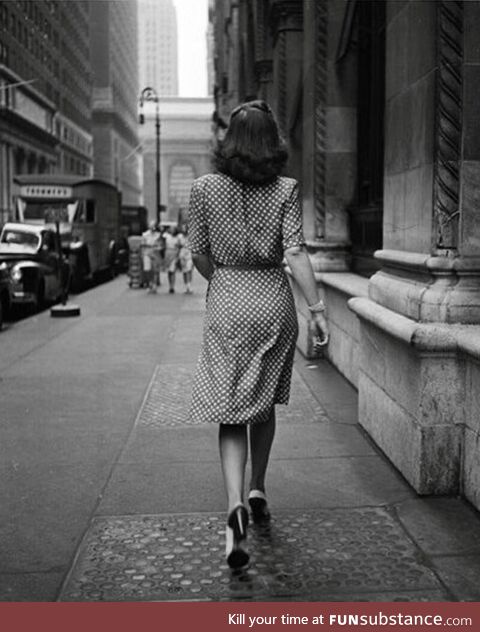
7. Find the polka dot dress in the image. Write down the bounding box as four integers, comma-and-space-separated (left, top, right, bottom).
187, 173, 305, 425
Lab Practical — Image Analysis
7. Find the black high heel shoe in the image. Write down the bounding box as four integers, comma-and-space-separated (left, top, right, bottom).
248, 490, 271, 524
226, 505, 249, 569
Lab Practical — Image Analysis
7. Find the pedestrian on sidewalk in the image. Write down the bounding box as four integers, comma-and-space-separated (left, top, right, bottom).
141, 220, 162, 293
162, 225, 181, 294
187, 99, 330, 571
178, 223, 194, 294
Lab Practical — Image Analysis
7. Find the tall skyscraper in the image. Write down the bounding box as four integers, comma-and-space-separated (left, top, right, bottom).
90, 0, 142, 206
138, 0, 178, 97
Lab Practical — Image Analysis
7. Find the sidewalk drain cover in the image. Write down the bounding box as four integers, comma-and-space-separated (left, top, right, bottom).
136, 366, 328, 429
60, 508, 441, 602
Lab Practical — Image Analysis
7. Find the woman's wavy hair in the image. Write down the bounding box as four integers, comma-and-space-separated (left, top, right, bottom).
214, 100, 288, 184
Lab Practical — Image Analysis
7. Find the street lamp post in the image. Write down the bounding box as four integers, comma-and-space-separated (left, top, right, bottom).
139, 87, 161, 225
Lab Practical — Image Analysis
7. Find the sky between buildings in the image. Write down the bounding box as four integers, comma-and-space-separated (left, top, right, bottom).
173, 0, 209, 98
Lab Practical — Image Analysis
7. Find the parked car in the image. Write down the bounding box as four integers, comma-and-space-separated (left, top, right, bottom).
0, 262, 11, 329
0, 222, 70, 312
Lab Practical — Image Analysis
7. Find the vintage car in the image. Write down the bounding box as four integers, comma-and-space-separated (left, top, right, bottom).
0, 222, 70, 312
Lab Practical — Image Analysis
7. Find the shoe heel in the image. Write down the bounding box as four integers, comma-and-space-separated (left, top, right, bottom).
248, 490, 271, 524
226, 505, 249, 569
228, 505, 248, 541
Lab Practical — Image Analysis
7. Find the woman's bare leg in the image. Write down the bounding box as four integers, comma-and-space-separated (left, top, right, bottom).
249, 408, 275, 493
219, 423, 248, 511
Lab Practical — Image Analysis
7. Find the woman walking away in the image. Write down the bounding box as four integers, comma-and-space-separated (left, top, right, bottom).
187, 100, 329, 571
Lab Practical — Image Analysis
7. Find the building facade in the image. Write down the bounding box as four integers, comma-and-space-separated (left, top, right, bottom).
0, 0, 94, 224
212, 0, 480, 512
90, 0, 142, 207
207, 0, 215, 96
0, 0, 142, 221
138, 97, 213, 225
138, 0, 178, 98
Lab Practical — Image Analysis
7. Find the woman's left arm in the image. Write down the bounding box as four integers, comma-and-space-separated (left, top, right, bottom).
192, 253, 214, 281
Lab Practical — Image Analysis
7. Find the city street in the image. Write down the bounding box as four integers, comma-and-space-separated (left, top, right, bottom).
0, 273, 480, 602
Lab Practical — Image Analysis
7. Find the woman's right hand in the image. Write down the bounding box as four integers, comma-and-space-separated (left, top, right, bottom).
310, 311, 330, 351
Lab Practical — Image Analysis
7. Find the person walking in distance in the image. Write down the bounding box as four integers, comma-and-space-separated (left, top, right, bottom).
141, 220, 161, 293
163, 225, 181, 294
178, 224, 194, 294
187, 100, 329, 570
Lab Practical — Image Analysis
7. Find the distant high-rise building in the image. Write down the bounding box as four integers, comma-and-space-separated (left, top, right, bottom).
90, 0, 142, 206
138, 0, 178, 97
0, 0, 94, 218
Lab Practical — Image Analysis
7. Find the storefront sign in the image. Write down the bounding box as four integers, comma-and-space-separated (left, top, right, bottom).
20, 185, 73, 199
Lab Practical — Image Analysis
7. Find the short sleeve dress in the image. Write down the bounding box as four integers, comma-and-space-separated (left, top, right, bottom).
187, 173, 305, 425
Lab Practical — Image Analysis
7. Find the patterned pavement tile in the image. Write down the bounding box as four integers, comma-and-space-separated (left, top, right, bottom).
59, 508, 442, 602
136, 365, 196, 428
136, 365, 328, 430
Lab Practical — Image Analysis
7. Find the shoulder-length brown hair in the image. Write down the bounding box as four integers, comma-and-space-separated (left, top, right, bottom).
214, 100, 288, 185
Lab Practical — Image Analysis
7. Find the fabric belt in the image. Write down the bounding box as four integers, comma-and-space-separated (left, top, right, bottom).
215, 261, 281, 271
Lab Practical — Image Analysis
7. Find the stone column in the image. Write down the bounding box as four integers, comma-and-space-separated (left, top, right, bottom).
253, 0, 274, 103
368, 0, 480, 324
291, 0, 359, 362
270, 0, 303, 183
301, 0, 354, 272
349, 0, 480, 499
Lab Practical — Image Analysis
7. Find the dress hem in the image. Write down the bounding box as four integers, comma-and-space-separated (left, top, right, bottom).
188, 400, 289, 426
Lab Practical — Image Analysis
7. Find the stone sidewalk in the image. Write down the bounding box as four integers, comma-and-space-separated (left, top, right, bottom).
1, 273, 480, 601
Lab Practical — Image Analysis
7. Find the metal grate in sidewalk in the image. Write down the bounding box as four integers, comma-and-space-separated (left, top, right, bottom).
135, 365, 329, 429
59, 508, 446, 602
136, 365, 196, 428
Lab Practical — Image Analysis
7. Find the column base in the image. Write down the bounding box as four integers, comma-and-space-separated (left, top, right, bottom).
349, 296, 464, 495
370, 249, 480, 323
305, 240, 351, 273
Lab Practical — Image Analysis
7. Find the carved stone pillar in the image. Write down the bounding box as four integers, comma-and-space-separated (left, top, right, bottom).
348, 0, 480, 501
368, 0, 480, 324
253, 0, 274, 102
269, 0, 303, 182
290, 0, 355, 361
255, 60, 274, 102
433, 0, 462, 252
301, 0, 352, 273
